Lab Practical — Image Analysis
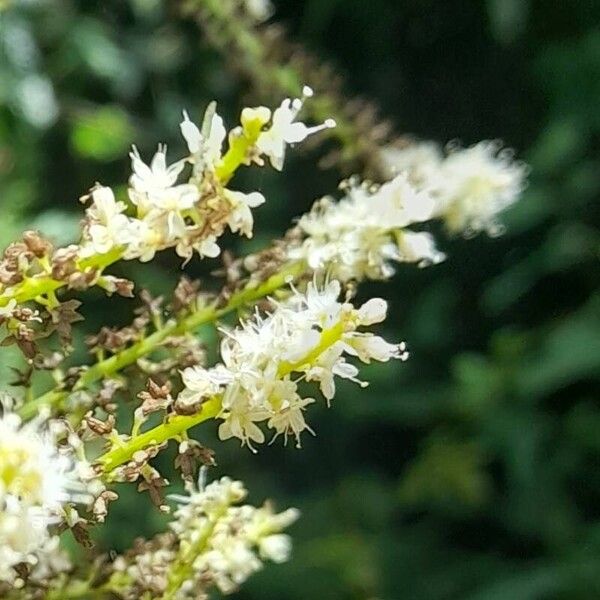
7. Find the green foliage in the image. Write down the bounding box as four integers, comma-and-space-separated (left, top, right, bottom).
1, 0, 599, 598
70, 106, 134, 161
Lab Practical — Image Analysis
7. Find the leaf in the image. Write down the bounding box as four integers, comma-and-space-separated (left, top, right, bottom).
70, 105, 134, 161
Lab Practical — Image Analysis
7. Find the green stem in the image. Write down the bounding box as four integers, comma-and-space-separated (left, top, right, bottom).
277, 320, 345, 377
215, 117, 264, 184
19, 261, 306, 420
97, 396, 221, 473
0, 247, 124, 308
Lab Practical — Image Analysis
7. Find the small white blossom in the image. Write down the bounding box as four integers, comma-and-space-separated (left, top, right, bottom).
0, 411, 72, 508
267, 396, 315, 448
218, 403, 269, 450
258, 533, 292, 562
244, 0, 274, 22
395, 230, 446, 267
80, 186, 138, 257
129, 145, 185, 197
178, 364, 235, 408
128, 145, 198, 216
436, 141, 526, 235
343, 335, 408, 364
256, 87, 336, 170
225, 190, 266, 237
357, 297, 388, 325
180, 110, 202, 154
0, 500, 54, 584
180, 110, 226, 172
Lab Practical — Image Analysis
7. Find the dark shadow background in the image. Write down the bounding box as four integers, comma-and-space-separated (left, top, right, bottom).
1, 0, 599, 598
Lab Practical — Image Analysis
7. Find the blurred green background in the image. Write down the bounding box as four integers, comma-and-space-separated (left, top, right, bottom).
1, 0, 600, 598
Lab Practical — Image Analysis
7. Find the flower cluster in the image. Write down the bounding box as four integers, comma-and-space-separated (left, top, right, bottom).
288, 139, 526, 283
381, 140, 527, 236
113, 476, 297, 599
80, 88, 334, 265
0, 5, 530, 598
0, 407, 76, 585
178, 281, 406, 449
289, 174, 444, 281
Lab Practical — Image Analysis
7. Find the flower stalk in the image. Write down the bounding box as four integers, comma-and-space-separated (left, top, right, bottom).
97, 397, 221, 474
96, 278, 406, 475
19, 260, 306, 420
0, 247, 125, 309
96, 312, 344, 475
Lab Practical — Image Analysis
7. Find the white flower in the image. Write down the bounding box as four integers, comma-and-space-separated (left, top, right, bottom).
0, 411, 72, 508
301, 279, 343, 328
178, 364, 234, 407
267, 396, 315, 448
124, 218, 162, 262
27, 535, 72, 584
256, 87, 336, 170
218, 402, 269, 451
258, 534, 292, 563
128, 145, 198, 215
373, 175, 436, 227
180, 110, 203, 154
357, 297, 388, 325
225, 190, 266, 238
129, 145, 186, 196
174, 233, 222, 263
395, 230, 446, 267
81, 186, 137, 257
0, 500, 53, 584
435, 141, 526, 235
343, 335, 408, 364
180, 110, 226, 171
291, 173, 442, 281
244, 0, 274, 22
198, 236, 221, 258
304, 344, 363, 401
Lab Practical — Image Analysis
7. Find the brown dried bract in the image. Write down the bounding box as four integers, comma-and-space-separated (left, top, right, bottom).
137, 468, 170, 511
86, 324, 141, 354
51, 245, 79, 282
93, 490, 119, 523
101, 275, 135, 298
175, 439, 216, 481
84, 412, 116, 437
23, 230, 53, 258
171, 276, 201, 314
49, 299, 84, 349
137, 379, 173, 417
